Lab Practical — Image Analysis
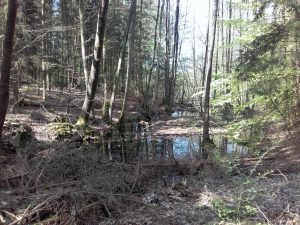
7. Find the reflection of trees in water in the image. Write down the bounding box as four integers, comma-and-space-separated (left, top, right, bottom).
220, 137, 228, 156
101, 125, 248, 163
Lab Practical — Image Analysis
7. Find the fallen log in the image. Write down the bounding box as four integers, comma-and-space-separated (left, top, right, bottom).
10, 97, 43, 112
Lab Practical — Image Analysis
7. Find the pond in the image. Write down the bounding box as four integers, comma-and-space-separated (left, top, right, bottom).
97, 123, 250, 163
171, 110, 201, 118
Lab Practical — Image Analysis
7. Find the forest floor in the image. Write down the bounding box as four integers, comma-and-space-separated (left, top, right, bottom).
0, 88, 300, 225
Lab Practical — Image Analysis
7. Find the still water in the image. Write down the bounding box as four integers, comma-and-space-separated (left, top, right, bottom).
172, 110, 201, 118
98, 127, 249, 163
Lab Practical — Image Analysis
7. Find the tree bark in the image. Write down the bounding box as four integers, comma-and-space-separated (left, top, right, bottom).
78, 0, 89, 91
136, 0, 144, 102
164, 0, 171, 109
108, 0, 136, 122
78, 0, 109, 125
146, 0, 160, 97
200, 4, 210, 115
42, 0, 47, 101
170, 0, 180, 108
119, 0, 137, 122
225, 0, 232, 76
203, 0, 219, 140
0, 0, 18, 138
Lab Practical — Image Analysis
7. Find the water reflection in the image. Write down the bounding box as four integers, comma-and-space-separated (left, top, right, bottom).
100, 130, 249, 163
213, 136, 249, 156
171, 110, 201, 118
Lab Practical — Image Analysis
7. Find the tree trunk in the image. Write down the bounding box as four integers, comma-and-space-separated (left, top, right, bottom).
200, 3, 210, 114
119, 0, 137, 122
146, 0, 160, 97
153, 0, 164, 101
77, 0, 109, 126
294, 8, 300, 117
136, 0, 144, 102
164, 0, 171, 109
225, 0, 232, 76
102, 36, 110, 121
108, 0, 136, 122
203, 0, 219, 140
78, 0, 89, 91
42, 0, 47, 102
0, 0, 18, 138
192, 16, 197, 87
170, 0, 180, 108
202, 0, 210, 88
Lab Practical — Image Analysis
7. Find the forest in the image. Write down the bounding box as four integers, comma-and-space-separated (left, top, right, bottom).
0, 0, 299, 224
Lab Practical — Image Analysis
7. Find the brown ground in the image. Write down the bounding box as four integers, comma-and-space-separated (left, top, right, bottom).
240, 122, 300, 175
0, 88, 300, 224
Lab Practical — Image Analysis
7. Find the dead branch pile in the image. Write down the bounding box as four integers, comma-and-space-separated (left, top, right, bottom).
0, 140, 169, 225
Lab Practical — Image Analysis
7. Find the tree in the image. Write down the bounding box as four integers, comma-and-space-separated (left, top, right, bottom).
153, 0, 165, 101
108, 0, 136, 122
170, 0, 180, 108
77, 0, 109, 125
0, 0, 18, 138
119, 0, 137, 123
202, 0, 219, 141
146, 0, 160, 98
78, 0, 89, 92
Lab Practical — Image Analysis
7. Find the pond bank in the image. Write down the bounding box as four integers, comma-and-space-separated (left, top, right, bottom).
1, 91, 299, 224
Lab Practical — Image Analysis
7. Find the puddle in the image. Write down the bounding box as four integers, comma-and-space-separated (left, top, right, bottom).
172, 110, 201, 118
99, 126, 250, 163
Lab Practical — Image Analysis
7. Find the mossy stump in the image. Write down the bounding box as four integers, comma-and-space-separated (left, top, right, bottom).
49, 122, 74, 139
16, 124, 33, 148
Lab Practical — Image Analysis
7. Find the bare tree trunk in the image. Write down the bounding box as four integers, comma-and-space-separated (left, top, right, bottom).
192, 16, 197, 87
119, 0, 137, 122
153, 0, 164, 101
200, 5, 210, 115
0, 0, 18, 138
13, 61, 20, 102
77, 0, 109, 125
136, 0, 144, 102
202, 0, 211, 88
295, 8, 300, 117
225, 0, 232, 76
102, 36, 110, 121
170, 0, 180, 107
164, 0, 171, 109
108, 0, 136, 122
78, 0, 89, 91
203, 0, 219, 140
146, 0, 160, 97
42, 0, 47, 101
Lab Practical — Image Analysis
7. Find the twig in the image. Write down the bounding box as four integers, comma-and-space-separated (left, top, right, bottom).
256, 204, 271, 224
19, 204, 32, 223
148, 121, 165, 128
276, 168, 288, 181
130, 162, 140, 194
40, 103, 49, 113
2, 210, 18, 220
76, 202, 99, 215
103, 203, 112, 218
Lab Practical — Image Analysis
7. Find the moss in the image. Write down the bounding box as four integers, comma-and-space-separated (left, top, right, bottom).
102, 101, 110, 122
49, 122, 74, 139
54, 115, 68, 123
202, 138, 216, 159
49, 119, 102, 144
15, 124, 33, 148
82, 127, 101, 144
75, 115, 87, 128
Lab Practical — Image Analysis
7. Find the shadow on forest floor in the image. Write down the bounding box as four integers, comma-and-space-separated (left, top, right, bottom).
0, 88, 300, 224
